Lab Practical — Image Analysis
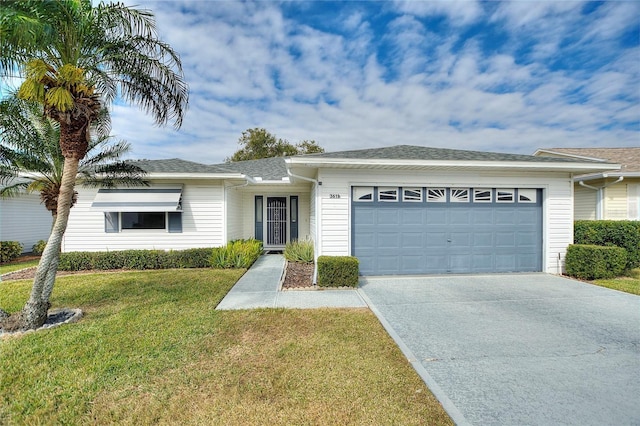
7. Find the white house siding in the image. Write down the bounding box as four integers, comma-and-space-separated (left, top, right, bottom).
574, 184, 597, 220
316, 168, 575, 274
628, 182, 640, 220
62, 181, 226, 252
0, 194, 52, 253
604, 183, 628, 220
225, 183, 244, 241
238, 184, 312, 242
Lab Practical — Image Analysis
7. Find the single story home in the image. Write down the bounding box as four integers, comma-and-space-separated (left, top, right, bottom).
63, 145, 617, 276
534, 148, 640, 221
1, 179, 53, 253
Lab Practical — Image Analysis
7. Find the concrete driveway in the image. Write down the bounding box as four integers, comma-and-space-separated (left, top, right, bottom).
359, 273, 640, 426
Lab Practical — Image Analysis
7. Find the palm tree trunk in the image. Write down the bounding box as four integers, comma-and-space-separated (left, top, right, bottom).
18, 157, 79, 330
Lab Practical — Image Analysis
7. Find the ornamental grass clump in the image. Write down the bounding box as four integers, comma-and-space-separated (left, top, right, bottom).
210, 239, 263, 268
284, 239, 314, 264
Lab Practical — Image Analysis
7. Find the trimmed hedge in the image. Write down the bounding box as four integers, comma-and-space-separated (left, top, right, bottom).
317, 256, 359, 288
58, 248, 214, 271
565, 244, 627, 280
32, 240, 47, 256
574, 220, 640, 269
210, 239, 263, 268
1, 241, 23, 263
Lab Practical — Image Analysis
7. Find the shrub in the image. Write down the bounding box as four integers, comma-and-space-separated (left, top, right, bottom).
317, 256, 359, 288
574, 220, 640, 269
0, 241, 23, 263
565, 244, 627, 280
284, 239, 314, 264
58, 248, 215, 271
32, 240, 47, 256
210, 239, 263, 269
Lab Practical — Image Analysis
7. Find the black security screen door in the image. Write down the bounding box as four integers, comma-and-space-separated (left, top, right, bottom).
267, 197, 287, 246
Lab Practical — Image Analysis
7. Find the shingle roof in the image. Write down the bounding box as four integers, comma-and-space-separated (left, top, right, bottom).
127, 158, 234, 174
213, 156, 288, 181
297, 144, 594, 163
537, 148, 640, 173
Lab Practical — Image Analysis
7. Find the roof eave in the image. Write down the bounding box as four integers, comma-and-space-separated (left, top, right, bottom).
286, 157, 620, 173
145, 172, 246, 180
576, 171, 640, 181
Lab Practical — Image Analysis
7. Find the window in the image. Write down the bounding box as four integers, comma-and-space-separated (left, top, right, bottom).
450, 188, 470, 203
378, 187, 399, 202
104, 212, 183, 232
122, 212, 166, 229
353, 187, 373, 202
426, 188, 447, 202
473, 188, 492, 203
497, 189, 515, 203
518, 189, 537, 203
403, 188, 422, 202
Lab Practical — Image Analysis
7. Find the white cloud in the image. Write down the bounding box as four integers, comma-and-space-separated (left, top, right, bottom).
102, 0, 639, 163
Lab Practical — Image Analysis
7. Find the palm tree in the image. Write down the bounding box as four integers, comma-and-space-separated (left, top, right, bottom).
0, 0, 188, 331
0, 96, 148, 225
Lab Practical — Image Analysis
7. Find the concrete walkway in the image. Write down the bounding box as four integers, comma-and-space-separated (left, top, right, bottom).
215, 254, 367, 310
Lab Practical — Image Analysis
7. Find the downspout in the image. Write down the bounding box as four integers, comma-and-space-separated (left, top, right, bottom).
286, 167, 320, 284
578, 176, 623, 220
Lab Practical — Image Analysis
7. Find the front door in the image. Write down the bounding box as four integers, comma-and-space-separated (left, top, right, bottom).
266, 197, 287, 247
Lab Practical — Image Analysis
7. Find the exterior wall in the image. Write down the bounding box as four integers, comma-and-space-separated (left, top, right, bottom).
316, 168, 575, 274
628, 182, 640, 220
225, 183, 245, 241
574, 177, 640, 220
0, 194, 52, 253
62, 181, 226, 252
574, 184, 597, 220
238, 184, 312, 242
604, 183, 628, 220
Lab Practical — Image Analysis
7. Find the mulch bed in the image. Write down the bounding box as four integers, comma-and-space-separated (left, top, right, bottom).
281, 261, 315, 290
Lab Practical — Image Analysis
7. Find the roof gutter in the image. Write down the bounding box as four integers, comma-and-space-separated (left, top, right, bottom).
286, 164, 321, 285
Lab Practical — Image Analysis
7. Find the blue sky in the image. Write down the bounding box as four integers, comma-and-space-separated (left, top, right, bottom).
111, 0, 639, 164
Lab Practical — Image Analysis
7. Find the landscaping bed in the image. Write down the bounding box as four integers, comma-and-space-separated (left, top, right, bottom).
281, 261, 314, 289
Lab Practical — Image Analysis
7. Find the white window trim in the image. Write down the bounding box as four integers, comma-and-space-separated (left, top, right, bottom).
402, 187, 423, 202
496, 188, 515, 203
473, 188, 492, 203
426, 188, 447, 203
450, 188, 470, 203
378, 187, 399, 202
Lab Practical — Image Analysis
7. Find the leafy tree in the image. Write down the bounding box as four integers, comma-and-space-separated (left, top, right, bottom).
0, 96, 148, 224
226, 127, 324, 162
0, 0, 188, 331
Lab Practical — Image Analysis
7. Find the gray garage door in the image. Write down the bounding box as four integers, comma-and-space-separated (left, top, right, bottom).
352, 186, 542, 275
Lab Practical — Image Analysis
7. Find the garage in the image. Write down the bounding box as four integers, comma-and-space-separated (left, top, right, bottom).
352, 186, 542, 275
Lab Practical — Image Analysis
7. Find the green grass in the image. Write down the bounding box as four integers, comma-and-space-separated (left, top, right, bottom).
0, 269, 452, 425
0, 258, 39, 275
592, 268, 640, 295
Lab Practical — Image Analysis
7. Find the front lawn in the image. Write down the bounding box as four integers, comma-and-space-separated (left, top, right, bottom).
0, 269, 452, 425
0, 256, 39, 275
592, 268, 640, 295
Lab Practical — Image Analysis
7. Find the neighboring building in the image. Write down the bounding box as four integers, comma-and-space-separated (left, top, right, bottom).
0, 181, 53, 253
534, 148, 639, 220
62, 145, 615, 275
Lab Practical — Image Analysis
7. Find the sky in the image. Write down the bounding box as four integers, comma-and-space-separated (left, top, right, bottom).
111, 1, 638, 163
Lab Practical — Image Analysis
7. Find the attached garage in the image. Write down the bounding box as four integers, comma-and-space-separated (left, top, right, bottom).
352, 186, 542, 275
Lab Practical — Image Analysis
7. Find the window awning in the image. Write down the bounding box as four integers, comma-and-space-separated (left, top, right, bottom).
91, 187, 183, 212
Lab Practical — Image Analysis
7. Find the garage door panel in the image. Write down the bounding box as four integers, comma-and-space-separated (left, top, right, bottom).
474, 232, 493, 247
472, 209, 494, 225
426, 209, 448, 225
354, 208, 375, 225
401, 209, 424, 225
401, 232, 424, 248
426, 232, 449, 248
495, 209, 517, 225
450, 209, 471, 225
377, 232, 400, 249
496, 232, 516, 247
353, 187, 542, 275
378, 209, 400, 225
